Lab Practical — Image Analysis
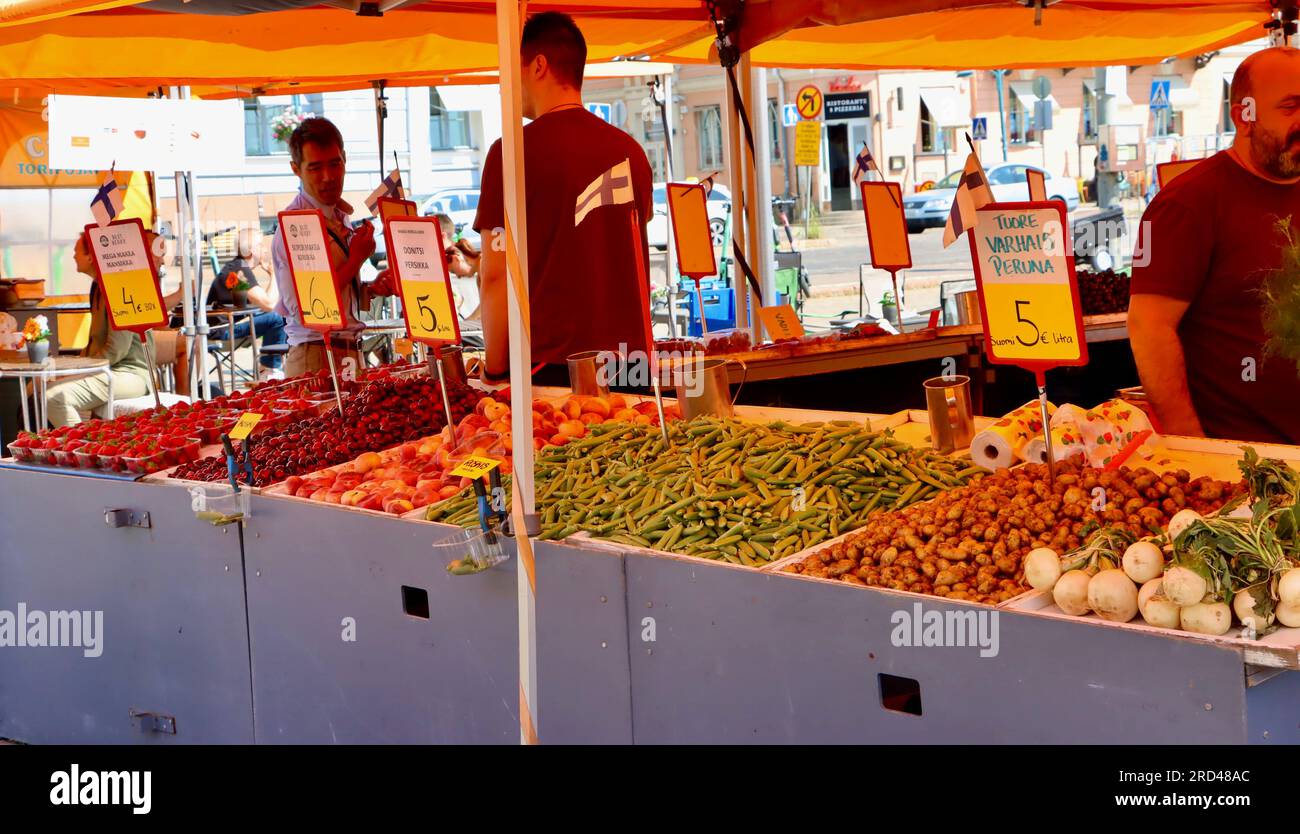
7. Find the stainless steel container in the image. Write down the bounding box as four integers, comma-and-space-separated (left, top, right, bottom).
923, 374, 976, 453
952, 290, 982, 326
566, 350, 613, 397
427, 345, 467, 385
671, 356, 746, 419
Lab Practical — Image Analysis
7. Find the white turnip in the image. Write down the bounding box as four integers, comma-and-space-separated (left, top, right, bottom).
1025, 547, 1062, 591
1162, 565, 1208, 606
1139, 582, 1181, 629
1088, 569, 1139, 622
1278, 568, 1300, 607
1053, 569, 1093, 616
1121, 541, 1164, 584
1276, 601, 1300, 628
1180, 601, 1232, 635
1166, 508, 1201, 539
1232, 586, 1275, 633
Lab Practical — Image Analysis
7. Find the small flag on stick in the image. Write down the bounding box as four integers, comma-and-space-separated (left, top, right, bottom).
365, 168, 404, 213
90, 170, 124, 227
941, 152, 993, 248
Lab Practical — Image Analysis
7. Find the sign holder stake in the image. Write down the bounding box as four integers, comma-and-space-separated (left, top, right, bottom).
432, 344, 458, 450
143, 330, 163, 410
1035, 371, 1056, 485
323, 342, 344, 412
887, 268, 904, 331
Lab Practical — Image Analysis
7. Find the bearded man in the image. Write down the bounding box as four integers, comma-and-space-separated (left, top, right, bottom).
1130, 46, 1300, 444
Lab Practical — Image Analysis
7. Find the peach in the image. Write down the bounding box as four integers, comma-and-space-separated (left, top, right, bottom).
384, 498, 414, 514
634, 414, 653, 425
438, 484, 464, 499
412, 488, 439, 507
581, 396, 611, 418
578, 412, 604, 425
396, 469, 420, 487
354, 452, 382, 473
308, 487, 332, 502
380, 479, 409, 492
324, 490, 345, 504
489, 419, 512, 434
613, 408, 639, 422
607, 393, 628, 410
533, 437, 547, 451
339, 489, 367, 507
564, 399, 583, 420
548, 434, 570, 447
557, 420, 587, 438
483, 399, 510, 422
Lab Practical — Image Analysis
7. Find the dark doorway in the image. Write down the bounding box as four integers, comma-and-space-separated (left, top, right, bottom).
827, 123, 851, 211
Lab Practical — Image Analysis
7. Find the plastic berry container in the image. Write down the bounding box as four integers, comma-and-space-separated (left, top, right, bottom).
6, 440, 36, 463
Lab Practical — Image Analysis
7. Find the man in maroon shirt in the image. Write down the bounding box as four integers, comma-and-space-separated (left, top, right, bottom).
474, 11, 654, 384
1130, 46, 1300, 445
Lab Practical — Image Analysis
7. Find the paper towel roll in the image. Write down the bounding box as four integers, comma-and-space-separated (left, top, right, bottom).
971, 400, 1057, 470
1079, 398, 1158, 467
1023, 426, 1087, 465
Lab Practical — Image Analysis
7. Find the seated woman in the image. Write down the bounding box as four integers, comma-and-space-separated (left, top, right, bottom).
206, 230, 288, 382
44, 231, 157, 427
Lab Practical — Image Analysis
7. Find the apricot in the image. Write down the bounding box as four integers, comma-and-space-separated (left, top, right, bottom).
580, 396, 611, 417
557, 420, 587, 438
564, 399, 583, 420
612, 408, 639, 422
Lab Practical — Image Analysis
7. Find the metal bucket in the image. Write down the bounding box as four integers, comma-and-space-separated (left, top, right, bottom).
428, 345, 467, 386
923, 374, 976, 453
566, 350, 614, 397
671, 356, 746, 419
952, 290, 982, 326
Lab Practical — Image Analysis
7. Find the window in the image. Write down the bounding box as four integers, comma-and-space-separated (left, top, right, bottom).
919, 100, 955, 153
696, 104, 723, 170
1082, 84, 1098, 141
767, 98, 783, 161
1152, 107, 1182, 138
1008, 98, 1038, 145
430, 89, 472, 150
988, 164, 1029, 185
243, 94, 324, 156
645, 143, 668, 181
1222, 79, 1235, 134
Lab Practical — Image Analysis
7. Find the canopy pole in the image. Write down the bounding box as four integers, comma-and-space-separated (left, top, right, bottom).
372, 80, 387, 175
496, 0, 539, 746
723, 64, 748, 338
738, 52, 758, 338
752, 65, 777, 321
656, 73, 679, 338
169, 88, 198, 399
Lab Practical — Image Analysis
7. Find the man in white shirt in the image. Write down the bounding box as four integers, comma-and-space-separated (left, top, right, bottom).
270, 117, 394, 376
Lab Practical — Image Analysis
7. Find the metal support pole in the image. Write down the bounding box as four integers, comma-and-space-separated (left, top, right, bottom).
724, 64, 748, 337
774, 69, 793, 198
753, 66, 778, 320
738, 53, 758, 338
495, 0, 539, 747
658, 73, 680, 338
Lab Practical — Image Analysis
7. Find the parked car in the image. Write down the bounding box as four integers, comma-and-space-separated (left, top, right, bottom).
419, 189, 484, 248
646, 183, 731, 250
903, 163, 1080, 233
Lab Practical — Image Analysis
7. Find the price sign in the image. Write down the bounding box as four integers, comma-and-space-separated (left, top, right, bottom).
1026, 168, 1047, 202
83, 218, 165, 333
278, 209, 344, 332
794, 121, 821, 167
384, 215, 460, 347
393, 337, 415, 358
666, 182, 716, 278
450, 455, 502, 479
758, 304, 805, 340
228, 412, 263, 441
967, 201, 1088, 373
860, 181, 911, 271
376, 197, 417, 223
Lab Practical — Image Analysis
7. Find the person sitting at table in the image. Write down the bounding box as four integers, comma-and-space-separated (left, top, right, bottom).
43, 230, 157, 427
434, 213, 481, 326
207, 229, 287, 382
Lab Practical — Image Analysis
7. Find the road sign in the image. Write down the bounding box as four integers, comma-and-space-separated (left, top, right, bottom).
1033, 99, 1053, 131
795, 85, 823, 120
611, 100, 628, 128
782, 103, 799, 127
1149, 80, 1170, 109
586, 102, 612, 123
1032, 75, 1052, 100
794, 121, 821, 166
971, 116, 988, 141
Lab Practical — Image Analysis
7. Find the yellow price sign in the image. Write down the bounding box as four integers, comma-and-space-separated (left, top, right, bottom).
794, 121, 822, 167
385, 216, 462, 347
449, 455, 502, 479
393, 337, 415, 358
279, 210, 345, 332
666, 182, 716, 278
84, 219, 165, 333
228, 412, 263, 441
758, 304, 805, 340
968, 203, 1088, 373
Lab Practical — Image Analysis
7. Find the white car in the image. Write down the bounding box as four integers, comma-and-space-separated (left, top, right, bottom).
419, 189, 482, 247
646, 183, 731, 250
902, 163, 1080, 233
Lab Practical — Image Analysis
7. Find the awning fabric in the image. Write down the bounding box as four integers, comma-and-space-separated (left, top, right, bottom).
1008, 80, 1061, 113
918, 87, 967, 128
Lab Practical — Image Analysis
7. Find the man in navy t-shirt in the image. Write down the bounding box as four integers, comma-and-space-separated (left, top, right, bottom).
474, 11, 653, 384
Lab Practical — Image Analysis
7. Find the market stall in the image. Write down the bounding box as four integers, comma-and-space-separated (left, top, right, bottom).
3, 0, 1299, 748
